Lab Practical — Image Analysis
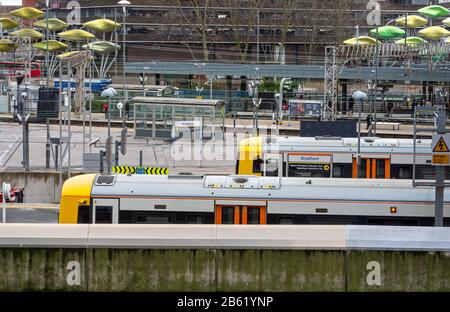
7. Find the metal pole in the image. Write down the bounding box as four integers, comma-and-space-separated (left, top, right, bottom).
46, 119, 50, 169
278, 78, 290, 135
114, 7, 118, 77
89, 54, 93, 153
413, 106, 417, 184
2, 182, 5, 223
68, 63, 72, 179
115, 141, 120, 166
107, 97, 112, 173
82, 63, 86, 170
58, 61, 63, 195
434, 110, 446, 227
46, 0, 50, 87
357, 99, 362, 178
22, 116, 29, 171
210, 76, 213, 100
256, 9, 260, 63
122, 4, 126, 103
374, 27, 379, 136
139, 150, 143, 167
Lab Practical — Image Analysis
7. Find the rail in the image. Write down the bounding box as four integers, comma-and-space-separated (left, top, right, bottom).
0, 224, 449, 251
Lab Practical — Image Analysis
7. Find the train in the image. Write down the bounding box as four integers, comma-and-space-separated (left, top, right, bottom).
237, 136, 450, 179
58, 173, 450, 226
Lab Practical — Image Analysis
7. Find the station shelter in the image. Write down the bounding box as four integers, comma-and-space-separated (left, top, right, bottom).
132, 96, 225, 139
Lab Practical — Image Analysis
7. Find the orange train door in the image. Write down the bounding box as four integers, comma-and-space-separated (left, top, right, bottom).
352, 158, 391, 179
215, 205, 267, 224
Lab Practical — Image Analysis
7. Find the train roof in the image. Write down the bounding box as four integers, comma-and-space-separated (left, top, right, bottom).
89, 174, 445, 202
265, 136, 431, 148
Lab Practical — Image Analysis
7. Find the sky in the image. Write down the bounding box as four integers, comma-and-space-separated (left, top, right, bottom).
1, 0, 21, 5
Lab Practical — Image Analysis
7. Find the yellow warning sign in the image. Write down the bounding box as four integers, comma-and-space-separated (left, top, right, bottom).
432, 154, 450, 165
433, 137, 450, 153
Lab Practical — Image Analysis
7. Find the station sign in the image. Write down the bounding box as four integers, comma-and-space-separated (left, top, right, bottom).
431, 134, 450, 166
288, 154, 331, 176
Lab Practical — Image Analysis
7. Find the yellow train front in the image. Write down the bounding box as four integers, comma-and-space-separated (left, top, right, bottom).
59, 173, 450, 226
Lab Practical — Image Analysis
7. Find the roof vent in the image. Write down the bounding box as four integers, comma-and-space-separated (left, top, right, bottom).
95, 175, 116, 186
233, 177, 249, 184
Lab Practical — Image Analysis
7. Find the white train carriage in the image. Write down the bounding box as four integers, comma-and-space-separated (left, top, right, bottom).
237, 136, 450, 179
59, 174, 450, 226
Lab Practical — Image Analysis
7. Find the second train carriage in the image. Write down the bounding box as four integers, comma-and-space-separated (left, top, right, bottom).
237, 136, 450, 179
59, 174, 450, 226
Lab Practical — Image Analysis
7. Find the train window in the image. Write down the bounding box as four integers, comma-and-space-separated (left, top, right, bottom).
332, 164, 352, 178
77, 205, 91, 224
398, 166, 411, 179
306, 216, 357, 225
278, 217, 294, 224
264, 158, 279, 177
95, 206, 112, 224
358, 159, 367, 178
376, 160, 385, 179
252, 157, 263, 174
247, 208, 260, 224
135, 215, 173, 224
222, 207, 234, 224
188, 215, 203, 224
333, 165, 343, 177
368, 218, 418, 226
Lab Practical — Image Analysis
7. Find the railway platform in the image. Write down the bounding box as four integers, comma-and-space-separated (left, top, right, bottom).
0, 224, 448, 291
0, 112, 440, 138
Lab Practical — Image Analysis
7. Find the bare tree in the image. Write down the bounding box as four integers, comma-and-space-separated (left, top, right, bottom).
178, 0, 215, 61
224, 0, 266, 63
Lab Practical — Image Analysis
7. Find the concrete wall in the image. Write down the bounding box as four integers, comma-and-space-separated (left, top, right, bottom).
0, 248, 449, 291
0, 171, 82, 203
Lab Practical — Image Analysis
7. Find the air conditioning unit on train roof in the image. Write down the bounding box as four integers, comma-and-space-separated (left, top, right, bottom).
204, 176, 280, 189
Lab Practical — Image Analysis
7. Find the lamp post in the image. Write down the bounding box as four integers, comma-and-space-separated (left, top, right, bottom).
278, 78, 291, 135
118, 0, 131, 103
101, 87, 118, 174
352, 91, 368, 178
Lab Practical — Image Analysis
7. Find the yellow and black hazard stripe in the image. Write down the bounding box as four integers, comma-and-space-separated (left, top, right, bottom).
112, 166, 168, 175
145, 167, 169, 175
112, 166, 136, 174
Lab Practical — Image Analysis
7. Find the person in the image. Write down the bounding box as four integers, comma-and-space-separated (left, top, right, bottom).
124, 101, 130, 118
103, 102, 108, 119
366, 113, 373, 130
348, 96, 354, 114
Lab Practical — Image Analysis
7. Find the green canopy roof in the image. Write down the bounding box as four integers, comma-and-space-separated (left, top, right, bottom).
418, 5, 450, 19
369, 26, 406, 40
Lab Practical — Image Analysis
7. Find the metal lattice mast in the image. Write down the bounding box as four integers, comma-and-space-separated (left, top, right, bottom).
323, 46, 338, 121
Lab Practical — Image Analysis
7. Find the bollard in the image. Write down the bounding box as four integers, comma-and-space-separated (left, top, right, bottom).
45, 143, 50, 169
115, 141, 120, 166
139, 150, 143, 167
233, 112, 236, 137
54, 145, 59, 169
99, 150, 105, 173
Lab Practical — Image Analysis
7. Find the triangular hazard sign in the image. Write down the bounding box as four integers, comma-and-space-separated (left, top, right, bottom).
433, 137, 450, 152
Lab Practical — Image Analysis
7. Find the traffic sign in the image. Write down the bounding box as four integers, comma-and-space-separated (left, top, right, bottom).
432, 134, 450, 166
